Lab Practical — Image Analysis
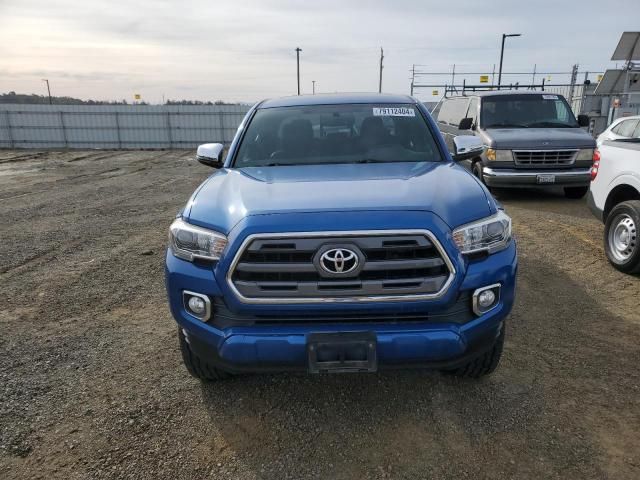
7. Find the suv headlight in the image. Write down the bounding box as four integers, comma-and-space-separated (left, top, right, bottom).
485, 149, 513, 162
169, 218, 228, 262
452, 210, 512, 254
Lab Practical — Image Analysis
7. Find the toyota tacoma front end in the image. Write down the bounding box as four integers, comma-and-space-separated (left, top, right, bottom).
165, 93, 517, 379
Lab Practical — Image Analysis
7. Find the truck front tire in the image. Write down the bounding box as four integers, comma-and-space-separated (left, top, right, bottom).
472, 161, 494, 193
604, 200, 640, 274
442, 326, 504, 378
178, 329, 232, 381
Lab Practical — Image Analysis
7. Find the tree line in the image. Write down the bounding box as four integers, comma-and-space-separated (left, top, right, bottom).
0, 92, 235, 105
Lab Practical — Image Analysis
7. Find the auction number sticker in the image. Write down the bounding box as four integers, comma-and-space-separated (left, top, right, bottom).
373, 107, 416, 117
542, 95, 559, 100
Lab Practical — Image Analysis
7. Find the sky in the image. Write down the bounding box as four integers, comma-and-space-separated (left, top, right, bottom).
0, 0, 638, 104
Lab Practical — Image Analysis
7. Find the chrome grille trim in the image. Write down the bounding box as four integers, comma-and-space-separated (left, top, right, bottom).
226, 230, 456, 304
513, 149, 578, 167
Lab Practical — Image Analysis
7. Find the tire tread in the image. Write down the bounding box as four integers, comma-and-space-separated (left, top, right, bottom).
178, 329, 232, 381
604, 200, 640, 274
444, 327, 504, 379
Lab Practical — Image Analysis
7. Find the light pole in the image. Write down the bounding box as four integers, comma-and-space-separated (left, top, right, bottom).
312, 80, 316, 94
498, 33, 521, 87
42, 78, 52, 104
378, 47, 384, 93
295, 47, 302, 95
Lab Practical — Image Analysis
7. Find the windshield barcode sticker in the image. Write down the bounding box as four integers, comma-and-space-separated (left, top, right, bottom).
373, 107, 415, 117
542, 95, 559, 100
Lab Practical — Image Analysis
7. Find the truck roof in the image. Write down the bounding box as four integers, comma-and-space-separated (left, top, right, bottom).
259, 93, 416, 109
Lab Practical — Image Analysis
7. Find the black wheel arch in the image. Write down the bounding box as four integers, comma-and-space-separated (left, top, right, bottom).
604, 184, 640, 220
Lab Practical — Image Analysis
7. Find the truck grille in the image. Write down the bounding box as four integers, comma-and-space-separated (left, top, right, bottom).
513, 149, 577, 167
227, 231, 455, 303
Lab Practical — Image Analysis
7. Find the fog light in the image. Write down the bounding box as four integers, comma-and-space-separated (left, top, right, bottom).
472, 284, 500, 316
188, 296, 206, 315
183, 291, 211, 321
478, 290, 496, 308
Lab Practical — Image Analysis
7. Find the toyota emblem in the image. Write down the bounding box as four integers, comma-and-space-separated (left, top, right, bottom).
319, 248, 359, 275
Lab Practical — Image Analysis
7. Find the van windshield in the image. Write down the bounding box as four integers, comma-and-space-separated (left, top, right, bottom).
481, 94, 579, 129
233, 103, 443, 167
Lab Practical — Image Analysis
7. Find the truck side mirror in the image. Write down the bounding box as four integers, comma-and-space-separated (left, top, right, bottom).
452, 135, 484, 161
577, 114, 590, 127
196, 143, 225, 168
458, 117, 473, 130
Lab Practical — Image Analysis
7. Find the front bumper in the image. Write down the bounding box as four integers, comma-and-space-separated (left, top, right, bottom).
586, 189, 604, 222
166, 239, 518, 372
483, 167, 591, 188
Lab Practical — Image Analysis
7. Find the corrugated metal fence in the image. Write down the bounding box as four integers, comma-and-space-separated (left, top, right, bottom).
0, 104, 252, 149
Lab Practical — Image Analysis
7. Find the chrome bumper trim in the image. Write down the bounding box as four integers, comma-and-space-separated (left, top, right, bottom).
483, 167, 591, 178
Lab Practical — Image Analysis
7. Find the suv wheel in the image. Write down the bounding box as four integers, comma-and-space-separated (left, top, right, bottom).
604, 200, 640, 274
564, 186, 589, 199
178, 329, 233, 381
442, 326, 505, 378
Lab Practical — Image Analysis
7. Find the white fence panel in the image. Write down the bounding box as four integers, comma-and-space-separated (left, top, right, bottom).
0, 104, 252, 149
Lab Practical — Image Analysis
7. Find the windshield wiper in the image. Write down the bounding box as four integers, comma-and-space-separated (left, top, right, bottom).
526, 121, 576, 128
484, 123, 529, 129
355, 158, 388, 163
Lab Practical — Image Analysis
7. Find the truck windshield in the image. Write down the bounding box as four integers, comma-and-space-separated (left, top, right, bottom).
233, 104, 443, 167
481, 94, 579, 129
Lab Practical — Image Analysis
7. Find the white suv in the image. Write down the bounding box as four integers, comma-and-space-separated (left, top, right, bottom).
588, 130, 640, 273
596, 115, 640, 146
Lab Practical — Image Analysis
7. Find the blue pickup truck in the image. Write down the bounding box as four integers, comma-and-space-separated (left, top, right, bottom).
165, 93, 517, 380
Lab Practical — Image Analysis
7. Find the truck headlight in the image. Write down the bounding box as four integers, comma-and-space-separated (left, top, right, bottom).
452, 210, 512, 254
485, 149, 513, 162
575, 149, 594, 161
169, 218, 228, 262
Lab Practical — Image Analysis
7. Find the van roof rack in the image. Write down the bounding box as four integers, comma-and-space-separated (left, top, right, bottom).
444, 79, 547, 98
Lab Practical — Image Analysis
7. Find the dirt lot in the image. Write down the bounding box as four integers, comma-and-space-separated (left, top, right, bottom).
1, 150, 639, 480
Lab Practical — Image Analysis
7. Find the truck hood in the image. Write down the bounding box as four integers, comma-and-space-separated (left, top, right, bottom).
480, 127, 596, 150
186, 162, 494, 233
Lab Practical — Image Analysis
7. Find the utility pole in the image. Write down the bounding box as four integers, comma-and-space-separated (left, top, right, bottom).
312, 80, 316, 94
42, 79, 52, 104
498, 33, 522, 87
378, 47, 384, 93
295, 47, 302, 95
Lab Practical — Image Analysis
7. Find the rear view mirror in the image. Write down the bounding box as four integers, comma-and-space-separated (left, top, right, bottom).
452, 135, 484, 161
196, 143, 225, 168
458, 117, 473, 130
577, 114, 590, 127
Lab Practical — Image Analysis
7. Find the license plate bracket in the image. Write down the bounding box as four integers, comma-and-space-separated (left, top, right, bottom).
536, 173, 556, 184
307, 332, 377, 373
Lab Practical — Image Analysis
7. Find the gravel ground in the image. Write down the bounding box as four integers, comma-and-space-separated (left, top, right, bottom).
1, 150, 639, 480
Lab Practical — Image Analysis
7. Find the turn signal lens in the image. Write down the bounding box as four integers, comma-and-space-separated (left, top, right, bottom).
485, 148, 512, 161
590, 149, 600, 181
